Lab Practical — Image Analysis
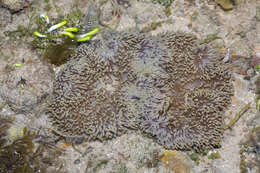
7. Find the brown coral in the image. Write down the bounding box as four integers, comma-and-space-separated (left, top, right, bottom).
47, 30, 233, 150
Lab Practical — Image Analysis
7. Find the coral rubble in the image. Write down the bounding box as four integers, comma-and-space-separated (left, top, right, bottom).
47, 29, 233, 151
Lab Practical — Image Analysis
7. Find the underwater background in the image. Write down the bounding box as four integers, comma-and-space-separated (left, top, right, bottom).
0, 0, 259, 172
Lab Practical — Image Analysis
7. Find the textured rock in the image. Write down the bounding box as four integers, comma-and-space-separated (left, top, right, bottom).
0, 0, 33, 13
0, 7, 11, 27
0, 44, 53, 114
160, 150, 192, 173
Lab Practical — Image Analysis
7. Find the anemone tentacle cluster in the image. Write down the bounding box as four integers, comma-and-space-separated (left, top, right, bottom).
47, 30, 233, 151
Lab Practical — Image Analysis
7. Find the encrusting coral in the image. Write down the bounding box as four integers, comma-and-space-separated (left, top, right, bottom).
47, 14, 233, 150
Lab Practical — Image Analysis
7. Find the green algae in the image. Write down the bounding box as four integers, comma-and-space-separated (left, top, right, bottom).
152, 0, 175, 7
93, 160, 109, 172
224, 103, 251, 130
239, 126, 260, 173
0, 120, 38, 173
0, 50, 10, 61
3, 5, 84, 50
197, 150, 209, 156
240, 157, 250, 173
208, 151, 221, 160
256, 6, 260, 22
0, 117, 64, 173
187, 153, 200, 165
164, 7, 171, 17
3, 11, 38, 41
32, 9, 84, 64
43, 0, 51, 12
240, 146, 258, 173
141, 21, 163, 33
4, 25, 32, 41
139, 150, 160, 168
43, 38, 77, 65
118, 164, 128, 173
64, 9, 84, 28
255, 74, 260, 110
199, 33, 222, 45
251, 126, 260, 134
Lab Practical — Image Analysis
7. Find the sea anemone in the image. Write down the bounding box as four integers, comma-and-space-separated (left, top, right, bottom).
47, 30, 233, 150
138, 32, 233, 150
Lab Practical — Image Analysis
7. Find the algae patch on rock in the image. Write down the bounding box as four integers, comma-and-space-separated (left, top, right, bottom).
0, 117, 65, 173
47, 30, 233, 151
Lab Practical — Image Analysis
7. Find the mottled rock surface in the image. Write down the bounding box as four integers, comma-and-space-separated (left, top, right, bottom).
0, 0, 33, 12
0, 0, 259, 172
0, 7, 11, 27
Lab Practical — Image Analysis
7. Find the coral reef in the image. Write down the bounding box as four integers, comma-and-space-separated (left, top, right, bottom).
47, 29, 233, 151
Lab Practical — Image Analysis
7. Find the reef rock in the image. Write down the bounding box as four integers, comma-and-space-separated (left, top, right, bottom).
0, 0, 33, 13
